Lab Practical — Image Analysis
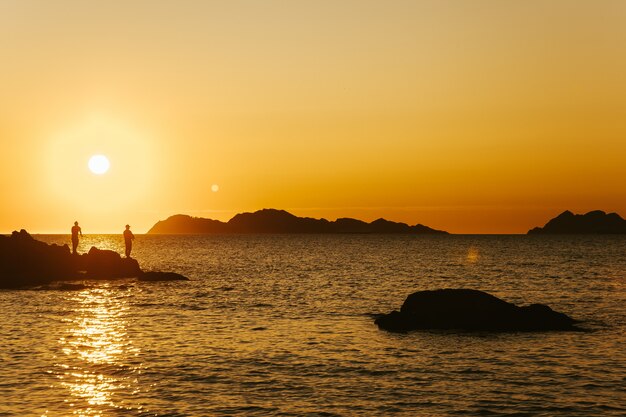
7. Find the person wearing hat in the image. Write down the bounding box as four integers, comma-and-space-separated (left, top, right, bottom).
123, 224, 135, 258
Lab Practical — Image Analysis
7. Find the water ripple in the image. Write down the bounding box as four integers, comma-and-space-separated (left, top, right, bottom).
1, 234, 624, 416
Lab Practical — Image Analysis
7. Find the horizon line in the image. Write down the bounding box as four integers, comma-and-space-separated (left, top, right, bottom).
4, 207, 622, 236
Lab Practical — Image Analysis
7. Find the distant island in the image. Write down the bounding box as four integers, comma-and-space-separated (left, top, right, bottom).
528, 210, 626, 234
147, 209, 448, 235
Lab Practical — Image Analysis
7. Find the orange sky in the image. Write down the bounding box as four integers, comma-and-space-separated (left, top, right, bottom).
1, 1, 625, 234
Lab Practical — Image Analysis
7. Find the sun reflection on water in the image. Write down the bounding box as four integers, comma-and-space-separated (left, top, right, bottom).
466, 247, 480, 263
55, 287, 142, 416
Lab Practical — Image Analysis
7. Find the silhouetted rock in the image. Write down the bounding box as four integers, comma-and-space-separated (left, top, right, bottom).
0, 229, 77, 288
528, 210, 626, 234
375, 289, 579, 332
147, 209, 448, 234
0, 230, 185, 288
85, 247, 142, 278
139, 271, 189, 281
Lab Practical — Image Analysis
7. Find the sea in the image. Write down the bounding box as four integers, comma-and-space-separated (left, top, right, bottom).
1, 234, 624, 416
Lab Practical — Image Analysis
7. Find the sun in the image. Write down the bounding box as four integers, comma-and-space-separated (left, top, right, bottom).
88, 154, 110, 175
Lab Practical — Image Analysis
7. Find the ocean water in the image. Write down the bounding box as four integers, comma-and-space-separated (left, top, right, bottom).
1, 234, 624, 416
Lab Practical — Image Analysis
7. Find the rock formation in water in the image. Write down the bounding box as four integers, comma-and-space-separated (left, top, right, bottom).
528, 210, 626, 234
0, 229, 188, 288
147, 209, 448, 235
139, 271, 189, 282
375, 289, 579, 332
83, 246, 142, 278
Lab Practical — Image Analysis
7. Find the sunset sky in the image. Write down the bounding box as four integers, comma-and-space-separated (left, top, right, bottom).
1, 0, 624, 234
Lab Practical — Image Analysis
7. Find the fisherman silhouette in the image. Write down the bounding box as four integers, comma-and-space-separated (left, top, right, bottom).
123, 224, 135, 258
71, 221, 82, 255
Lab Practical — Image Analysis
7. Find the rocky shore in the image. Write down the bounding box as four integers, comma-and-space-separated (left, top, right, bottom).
0, 229, 188, 289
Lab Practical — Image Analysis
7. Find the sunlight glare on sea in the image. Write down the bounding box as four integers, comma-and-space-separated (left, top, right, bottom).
53, 287, 143, 416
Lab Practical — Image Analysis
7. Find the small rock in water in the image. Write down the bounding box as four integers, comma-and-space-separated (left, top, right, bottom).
375, 288, 580, 333
86, 247, 142, 278
139, 271, 189, 282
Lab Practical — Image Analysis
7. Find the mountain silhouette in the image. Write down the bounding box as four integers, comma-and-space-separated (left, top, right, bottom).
147, 209, 448, 235
528, 210, 626, 234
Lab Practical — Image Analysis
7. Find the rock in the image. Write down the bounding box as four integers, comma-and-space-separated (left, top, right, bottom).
0, 229, 77, 288
0, 230, 181, 288
85, 247, 142, 278
139, 271, 189, 281
375, 289, 579, 332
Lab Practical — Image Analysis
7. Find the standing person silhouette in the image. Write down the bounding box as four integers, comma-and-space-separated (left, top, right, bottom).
123, 224, 135, 258
71, 221, 82, 255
